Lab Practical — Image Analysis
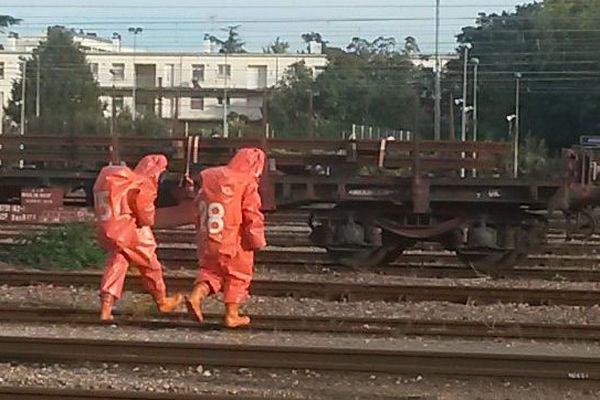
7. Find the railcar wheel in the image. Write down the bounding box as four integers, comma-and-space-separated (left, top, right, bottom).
457, 219, 546, 277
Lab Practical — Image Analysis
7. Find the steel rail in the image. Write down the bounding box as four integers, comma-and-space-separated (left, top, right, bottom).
2, 225, 598, 257
127, 247, 600, 269
0, 387, 287, 400
1, 270, 599, 306
0, 336, 599, 380
2, 243, 597, 270
2, 306, 600, 341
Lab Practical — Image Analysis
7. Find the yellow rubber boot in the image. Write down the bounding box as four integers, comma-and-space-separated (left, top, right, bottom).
224, 303, 250, 328
185, 283, 210, 322
154, 292, 183, 313
100, 293, 115, 321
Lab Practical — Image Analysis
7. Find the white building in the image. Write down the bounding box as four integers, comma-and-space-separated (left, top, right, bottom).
0, 30, 328, 134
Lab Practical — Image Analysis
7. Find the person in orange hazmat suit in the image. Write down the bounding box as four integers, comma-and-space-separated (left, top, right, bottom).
185, 147, 267, 328
94, 154, 183, 321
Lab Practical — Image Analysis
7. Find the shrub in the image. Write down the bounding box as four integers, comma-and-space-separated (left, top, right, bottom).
6, 223, 105, 270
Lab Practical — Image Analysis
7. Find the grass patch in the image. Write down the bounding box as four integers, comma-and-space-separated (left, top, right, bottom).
5, 223, 106, 270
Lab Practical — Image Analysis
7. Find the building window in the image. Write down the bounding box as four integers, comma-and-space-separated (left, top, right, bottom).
111, 63, 125, 81
0, 62, 4, 80
217, 95, 231, 106
218, 64, 231, 78
114, 96, 124, 112
90, 63, 99, 80
192, 64, 205, 83
190, 96, 204, 110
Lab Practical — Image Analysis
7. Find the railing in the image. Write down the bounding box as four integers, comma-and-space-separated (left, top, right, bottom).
0, 135, 512, 175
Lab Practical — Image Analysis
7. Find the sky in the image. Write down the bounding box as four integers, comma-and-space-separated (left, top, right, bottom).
2, 1, 527, 54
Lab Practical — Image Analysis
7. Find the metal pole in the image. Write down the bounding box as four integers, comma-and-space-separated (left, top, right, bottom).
110, 84, 119, 165
128, 27, 142, 121
513, 73, 521, 179
448, 94, 455, 140
35, 56, 40, 118
111, 85, 116, 136
20, 59, 27, 136
472, 61, 479, 142
223, 54, 229, 138
261, 90, 269, 138
434, 0, 441, 141
157, 77, 163, 120
471, 58, 479, 177
307, 91, 314, 138
460, 46, 470, 142
223, 89, 228, 138
132, 34, 137, 121
459, 44, 471, 178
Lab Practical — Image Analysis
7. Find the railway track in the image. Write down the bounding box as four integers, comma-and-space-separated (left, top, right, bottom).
1, 270, 599, 306
2, 305, 600, 341
1, 335, 599, 380
5, 236, 600, 283
154, 247, 600, 270
2, 223, 599, 257
0, 387, 287, 400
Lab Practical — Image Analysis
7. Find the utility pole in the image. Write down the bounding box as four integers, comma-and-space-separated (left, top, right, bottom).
434, 0, 441, 140
471, 58, 479, 142
513, 73, 522, 179
128, 27, 143, 121
448, 94, 455, 140
35, 56, 40, 118
223, 53, 229, 138
459, 43, 471, 178
110, 84, 119, 164
460, 43, 472, 143
111, 85, 116, 136
471, 57, 479, 178
157, 77, 163, 121
172, 90, 180, 136
20, 58, 27, 136
223, 89, 229, 138
307, 90, 314, 138
261, 89, 269, 137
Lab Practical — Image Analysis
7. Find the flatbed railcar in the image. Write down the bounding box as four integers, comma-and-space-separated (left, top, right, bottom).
0, 133, 598, 275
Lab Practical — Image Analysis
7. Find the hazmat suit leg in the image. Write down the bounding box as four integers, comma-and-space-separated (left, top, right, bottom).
222, 250, 253, 303
100, 251, 129, 300
185, 258, 224, 322
121, 227, 183, 312
222, 250, 253, 328
99, 251, 129, 321
197, 259, 226, 294
185, 281, 211, 322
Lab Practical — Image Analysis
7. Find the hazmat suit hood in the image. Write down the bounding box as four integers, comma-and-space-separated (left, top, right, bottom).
134, 154, 168, 184
227, 148, 265, 178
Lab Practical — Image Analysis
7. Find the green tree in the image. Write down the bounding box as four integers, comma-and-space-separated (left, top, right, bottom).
263, 37, 289, 54
5, 26, 104, 135
0, 15, 21, 32
301, 32, 328, 52
269, 36, 427, 138
269, 61, 315, 137
446, 2, 600, 149
115, 108, 168, 137
403, 36, 420, 56
346, 36, 397, 57
317, 42, 424, 135
210, 25, 246, 53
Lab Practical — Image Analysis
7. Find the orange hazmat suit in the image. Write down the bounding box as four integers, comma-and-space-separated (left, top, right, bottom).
186, 148, 267, 328
94, 154, 181, 320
